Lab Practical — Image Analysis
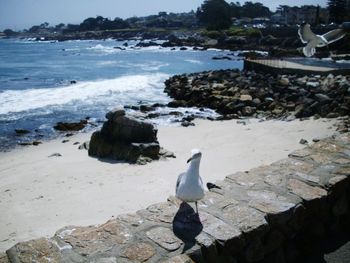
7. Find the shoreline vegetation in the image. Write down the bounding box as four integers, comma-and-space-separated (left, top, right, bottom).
2, 25, 349, 58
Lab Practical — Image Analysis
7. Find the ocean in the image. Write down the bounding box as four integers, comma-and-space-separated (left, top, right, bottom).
0, 38, 243, 150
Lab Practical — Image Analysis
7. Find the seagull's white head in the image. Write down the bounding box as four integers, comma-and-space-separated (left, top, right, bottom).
187, 149, 202, 163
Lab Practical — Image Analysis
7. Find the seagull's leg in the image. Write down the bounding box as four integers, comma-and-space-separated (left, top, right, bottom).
195, 201, 198, 214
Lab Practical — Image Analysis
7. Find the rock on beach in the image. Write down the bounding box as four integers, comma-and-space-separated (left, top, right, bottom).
88, 108, 160, 164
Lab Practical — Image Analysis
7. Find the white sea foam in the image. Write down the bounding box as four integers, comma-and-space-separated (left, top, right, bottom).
185, 59, 202, 64
97, 60, 118, 66
0, 74, 169, 115
87, 44, 121, 54
336, 59, 350, 64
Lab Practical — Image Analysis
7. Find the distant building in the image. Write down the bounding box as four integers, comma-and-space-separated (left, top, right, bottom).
272, 5, 329, 25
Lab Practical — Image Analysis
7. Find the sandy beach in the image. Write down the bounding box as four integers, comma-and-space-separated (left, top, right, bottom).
0, 118, 339, 252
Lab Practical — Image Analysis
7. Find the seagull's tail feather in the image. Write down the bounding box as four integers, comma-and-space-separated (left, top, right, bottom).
303, 44, 316, 57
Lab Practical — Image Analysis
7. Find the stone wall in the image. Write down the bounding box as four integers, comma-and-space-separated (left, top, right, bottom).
243, 59, 350, 76
3, 134, 350, 263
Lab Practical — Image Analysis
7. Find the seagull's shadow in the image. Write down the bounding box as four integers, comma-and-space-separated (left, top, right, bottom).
172, 202, 203, 253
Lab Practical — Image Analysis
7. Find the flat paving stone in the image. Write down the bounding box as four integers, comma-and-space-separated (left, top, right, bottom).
226, 171, 265, 188
199, 211, 242, 242
137, 202, 178, 224
287, 178, 327, 201
122, 242, 156, 262
146, 227, 182, 252
222, 203, 268, 235
57, 220, 132, 257
7, 238, 62, 263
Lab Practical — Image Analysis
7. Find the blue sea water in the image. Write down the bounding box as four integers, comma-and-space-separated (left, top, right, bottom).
0, 38, 243, 150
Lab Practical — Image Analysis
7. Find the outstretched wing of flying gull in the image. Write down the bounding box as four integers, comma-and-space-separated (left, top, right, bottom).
298, 23, 346, 57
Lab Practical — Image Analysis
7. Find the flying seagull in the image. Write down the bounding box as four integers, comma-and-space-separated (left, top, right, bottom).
298, 23, 346, 57
176, 149, 205, 214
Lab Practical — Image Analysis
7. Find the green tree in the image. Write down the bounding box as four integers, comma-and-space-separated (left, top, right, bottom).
328, 0, 347, 23
230, 2, 241, 18
3, 29, 17, 36
240, 1, 271, 18
196, 0, 232, 30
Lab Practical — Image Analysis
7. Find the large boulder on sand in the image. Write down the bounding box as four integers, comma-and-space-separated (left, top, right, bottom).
88, 108, 160, 164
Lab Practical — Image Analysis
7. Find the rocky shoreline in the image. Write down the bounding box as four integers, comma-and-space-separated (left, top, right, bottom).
164, 69, 350, 123
10, 69, 350, 150
5, 24, 350, 58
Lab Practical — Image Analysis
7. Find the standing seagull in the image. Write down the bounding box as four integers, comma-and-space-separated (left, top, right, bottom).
176, 149, 205, 214
298, 23, 346, 57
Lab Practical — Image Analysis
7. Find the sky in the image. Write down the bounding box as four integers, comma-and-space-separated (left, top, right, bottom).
0, 0, 328, 31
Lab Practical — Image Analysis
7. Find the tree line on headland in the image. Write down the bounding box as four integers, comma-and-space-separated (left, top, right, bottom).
2, 0, 349, 36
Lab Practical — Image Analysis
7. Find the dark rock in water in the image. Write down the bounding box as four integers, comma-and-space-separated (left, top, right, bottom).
113, 46, 125, 50
54, 120, 87, 131
169, 111, 183, 117
15, 129, 30, 135
89, 110, 162, 163
147, 113, 161, 119
168, 100, 188, 108
32, 141, 42, 146
140, 105, 155, 112
70, 80, 77, 84
152, 103, 166, 108
62, 140, 69, 143
212, 56, 231, 60
136, 41, 159, 48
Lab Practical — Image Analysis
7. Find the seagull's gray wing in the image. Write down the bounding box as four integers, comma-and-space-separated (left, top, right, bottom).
321, 29, 346, 44
298, 23, 317, 44
176, 172, 185, 194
